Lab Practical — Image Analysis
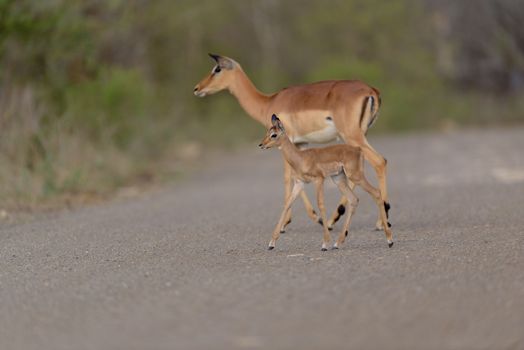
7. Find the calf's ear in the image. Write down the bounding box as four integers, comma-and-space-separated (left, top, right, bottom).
271, 114, 284, 131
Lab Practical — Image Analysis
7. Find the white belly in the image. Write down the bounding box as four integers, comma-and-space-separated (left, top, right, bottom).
292, 118, 338, 144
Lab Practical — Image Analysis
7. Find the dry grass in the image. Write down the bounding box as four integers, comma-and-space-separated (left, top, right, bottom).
0, 84, 161, 212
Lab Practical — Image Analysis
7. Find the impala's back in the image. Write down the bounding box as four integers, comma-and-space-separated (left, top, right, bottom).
301, 145, 362, 178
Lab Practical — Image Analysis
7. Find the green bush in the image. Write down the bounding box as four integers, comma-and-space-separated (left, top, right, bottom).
63, 68, 153, 147
1, 0, 523, 209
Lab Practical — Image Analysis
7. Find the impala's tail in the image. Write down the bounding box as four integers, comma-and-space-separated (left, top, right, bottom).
359, 89, 381, 134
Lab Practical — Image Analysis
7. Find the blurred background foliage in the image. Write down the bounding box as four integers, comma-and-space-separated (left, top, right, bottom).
1, 0, 523, 208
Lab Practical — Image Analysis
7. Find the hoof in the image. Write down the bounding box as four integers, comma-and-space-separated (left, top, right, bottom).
280, 218, 292, 234
281, 219, 291, 233
388, 241, 394, 248
331, 246, 339, 250
268, 246, 275, 250
321, 248, 328, 251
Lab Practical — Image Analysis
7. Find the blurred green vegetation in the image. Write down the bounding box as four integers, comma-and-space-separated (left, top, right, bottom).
1, 0, 523, 208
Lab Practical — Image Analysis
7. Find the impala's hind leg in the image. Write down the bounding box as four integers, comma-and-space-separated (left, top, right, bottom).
327, 194, 349, 231
331, 174, 358, 249
359, 141, 390, 231
353, 175, 393, 247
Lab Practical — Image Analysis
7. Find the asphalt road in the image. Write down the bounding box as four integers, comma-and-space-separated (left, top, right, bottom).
1, 128, 524, 350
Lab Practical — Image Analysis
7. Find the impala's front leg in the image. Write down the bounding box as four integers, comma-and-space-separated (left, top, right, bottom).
315, 179, 332, 251
269, 180, 304, 250
281, 157, 318, 233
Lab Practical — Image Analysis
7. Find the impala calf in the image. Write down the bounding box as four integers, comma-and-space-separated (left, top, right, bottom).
259, 115, 393, 251
194, 54, 390, 233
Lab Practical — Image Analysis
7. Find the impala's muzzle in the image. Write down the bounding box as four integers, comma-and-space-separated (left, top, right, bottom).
193, 85, 206, 97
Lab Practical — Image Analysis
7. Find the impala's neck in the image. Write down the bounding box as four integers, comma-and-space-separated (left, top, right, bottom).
278, 135, 304, 172
228, 68, 270, 126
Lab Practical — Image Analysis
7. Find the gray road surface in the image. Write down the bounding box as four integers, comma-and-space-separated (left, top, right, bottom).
1, 128, 524, 350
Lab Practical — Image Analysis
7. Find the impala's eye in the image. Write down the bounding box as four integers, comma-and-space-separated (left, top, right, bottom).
214, 66, 221, 74
270, 134, 277, 139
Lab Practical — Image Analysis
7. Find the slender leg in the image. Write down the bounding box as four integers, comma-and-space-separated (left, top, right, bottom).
353, 175, 394, 247
331, 175, 359, 249
315, 179, 332, 251
360, 141, 390, 230
359, 151, 384, 231
295, 144, 321, 225
325, 155, 362, 231
269, 180, 304, 250
327, 152, 383, 232
281, 157, 318, 232
326, 196, 348, 231
281, 158, 293, 232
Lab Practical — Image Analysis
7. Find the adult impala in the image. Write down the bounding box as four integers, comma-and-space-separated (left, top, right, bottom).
194, 53, 389, 231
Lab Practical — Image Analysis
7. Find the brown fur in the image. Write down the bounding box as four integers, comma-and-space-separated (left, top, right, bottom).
259, 117, 393, 250
195, 54, 388, 231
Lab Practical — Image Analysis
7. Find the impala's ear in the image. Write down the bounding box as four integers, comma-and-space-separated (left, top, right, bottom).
208, 53, 220, 62
271, 114, 284, 131
208, 53, 234, 70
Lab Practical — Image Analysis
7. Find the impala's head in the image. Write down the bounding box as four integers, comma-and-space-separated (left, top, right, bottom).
259, 115, 286, 149
193, 53, 237, 97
